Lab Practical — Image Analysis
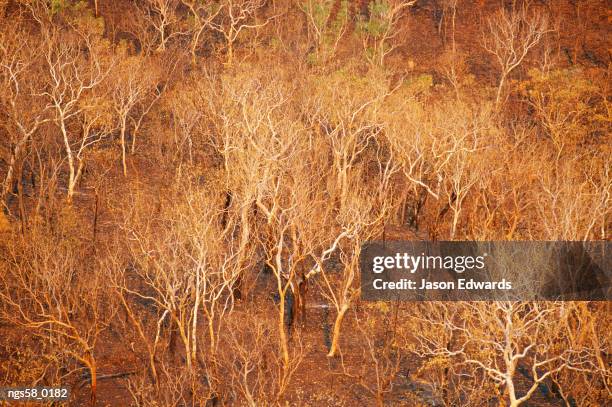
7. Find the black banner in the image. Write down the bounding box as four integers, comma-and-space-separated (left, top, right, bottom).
360, 241, 611, 301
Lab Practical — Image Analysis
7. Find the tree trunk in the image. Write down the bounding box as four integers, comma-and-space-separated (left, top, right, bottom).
60, 121, 76, 202
226, 42, 234, 65
1, 134, 29, 203
87, 358, 97, 407
450, 206, 460, 240
191, 29, 203, 68
130, 123, 139, 154
495, 73, 507, 108
192, 269, 201, 363
208, 316, 216, 354
278, 289, 290, 368
176, 322, 193, 372
17, 163, 26, 233
120, 118, 128, 177
376, 391, 384, 407
327, 304, 348, 357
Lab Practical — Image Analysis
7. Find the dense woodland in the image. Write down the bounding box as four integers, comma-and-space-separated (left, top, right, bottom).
0, 0, 610, 405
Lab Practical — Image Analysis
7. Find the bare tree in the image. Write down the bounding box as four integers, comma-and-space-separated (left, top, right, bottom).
116, 178, 254, 378
138, 0, 186, 52
207, 0, 269, 65
0, 23, 50, 207
0, 226, 112, 406
181, 0, 223, 66
168, 83, 206, 168
520, 67, 601, 159
111, 56, 162, 176
346, 305, 403, 407
412, 301, 601, 407
40, 31, 110, 201
316, 190, 389, 357
384, 98, 489, 238
438, 0, 460, 51
296, 74, 399, 356
212, 311, 304, 404
535, 156, 610, 241
208, 75, 318, 370
481, 4, 550, 107
438, 128, 482, 239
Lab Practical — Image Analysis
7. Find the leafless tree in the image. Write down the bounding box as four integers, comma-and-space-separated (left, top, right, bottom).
535, 156, 610, 240
208, 75, 322, 370
138, 0, 186, 52
0, 22, 50, 207
207, 0, 270, 65
181, 0, 223, 65
40, 31, 111, 201
115, 177, 254, 378
111, 56, 162, 176
481, 4, 550, 107
412, 301, 602, 407
345, 305, 404, 407
0, 226, 112, 406
221, 311, 304, 404
437, 0, 460, 51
